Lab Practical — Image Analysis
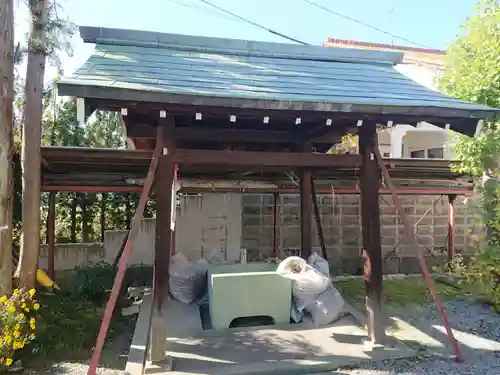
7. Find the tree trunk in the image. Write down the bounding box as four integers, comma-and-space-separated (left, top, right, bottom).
100, 193, 106, 242
16, 0, 49, 288
0, 0, 14, 296
70, 194, 77, 242
125, 193, 132, 230
82, 193, 90, 242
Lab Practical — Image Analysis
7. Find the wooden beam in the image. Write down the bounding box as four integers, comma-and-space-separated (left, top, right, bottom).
169, 149, 360, 168
448, 194, 456, 262
126, 124, 342, 144
272, 192, 279, 258
46, 191, 56, 279
300, 169, 313, 259
150, 115, 174, 365
311, 176, 328, 260
359, 122, 385, 344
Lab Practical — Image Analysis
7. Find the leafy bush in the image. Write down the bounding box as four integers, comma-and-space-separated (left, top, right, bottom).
0, 289, 40, 370
66, 262, 115, 304
446, 249, 500, 311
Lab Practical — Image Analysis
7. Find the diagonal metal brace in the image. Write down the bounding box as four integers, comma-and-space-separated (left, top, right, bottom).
374, 148, 464, 362
381, 195, 444, 260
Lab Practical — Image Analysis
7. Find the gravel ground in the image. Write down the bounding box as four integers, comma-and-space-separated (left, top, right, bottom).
23, 315, 136, 375
21, 298, 500, 374
341, 298, 500, 375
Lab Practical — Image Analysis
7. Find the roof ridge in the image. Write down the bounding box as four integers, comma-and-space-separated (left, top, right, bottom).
324, 38, 445, 55
78, 26, 404, 66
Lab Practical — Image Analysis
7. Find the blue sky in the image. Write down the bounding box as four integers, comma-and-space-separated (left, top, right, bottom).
15, 0, 478, 78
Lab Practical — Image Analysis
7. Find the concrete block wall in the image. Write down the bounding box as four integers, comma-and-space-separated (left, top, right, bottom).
241, 193, 483, 275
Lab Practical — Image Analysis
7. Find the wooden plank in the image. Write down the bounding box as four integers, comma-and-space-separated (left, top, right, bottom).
125, 293, 152, 375
169, 149, 361, 168
358, 122, 385, 344
150, 116, 175, 364
46, 191, 56, 279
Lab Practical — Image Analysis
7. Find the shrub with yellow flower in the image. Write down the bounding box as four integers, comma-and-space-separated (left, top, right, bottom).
0, 289, 40, 370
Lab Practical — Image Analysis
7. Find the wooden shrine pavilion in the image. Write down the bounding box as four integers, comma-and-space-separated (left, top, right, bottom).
47, 26, 499, 365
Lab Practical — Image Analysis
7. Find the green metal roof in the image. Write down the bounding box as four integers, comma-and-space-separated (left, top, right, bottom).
58, 26, 499, 128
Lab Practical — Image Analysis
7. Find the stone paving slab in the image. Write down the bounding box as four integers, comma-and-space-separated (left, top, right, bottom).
155, 301, 415, 375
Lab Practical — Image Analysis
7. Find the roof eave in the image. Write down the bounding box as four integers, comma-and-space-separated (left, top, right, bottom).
57, 81, 499, 130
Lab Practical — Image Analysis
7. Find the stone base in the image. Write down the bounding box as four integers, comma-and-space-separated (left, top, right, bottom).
145, 356, 173, 374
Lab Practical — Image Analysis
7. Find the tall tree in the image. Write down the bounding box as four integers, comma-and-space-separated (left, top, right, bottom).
438, 0, 500, 242
0, 0, 15, 295
438, 0, 500, 176
16, 0, 50, 287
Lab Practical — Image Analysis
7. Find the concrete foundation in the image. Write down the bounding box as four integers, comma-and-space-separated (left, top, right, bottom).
132, 299, 415, 375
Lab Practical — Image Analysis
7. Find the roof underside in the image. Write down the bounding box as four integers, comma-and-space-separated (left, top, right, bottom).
40, 147, 474, 194
58, 27, 499, 132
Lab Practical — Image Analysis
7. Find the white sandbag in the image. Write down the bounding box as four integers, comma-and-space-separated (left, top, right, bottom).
169, 252, 207, 304
307, 284, 345, 327
307, 252, 330, 277
277, 256, 330, 311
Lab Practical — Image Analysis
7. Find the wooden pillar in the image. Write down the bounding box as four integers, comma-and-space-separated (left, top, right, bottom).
448, 194, 456, 262
47, 191, 56, 279
359, 122, 385, 344
272, 192, 279, 258
150, 115, 174, 365
311, 175, 327, 260
300, 169, 313, 259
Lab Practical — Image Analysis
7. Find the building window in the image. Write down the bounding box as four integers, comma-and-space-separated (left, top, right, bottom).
428, 147, 444, 159
383, 152, 391, 157
410, 150, 425, 158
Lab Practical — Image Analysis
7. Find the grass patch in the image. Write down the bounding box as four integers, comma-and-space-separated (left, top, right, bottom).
335, 276, 464, 312
18, 263, 147, 368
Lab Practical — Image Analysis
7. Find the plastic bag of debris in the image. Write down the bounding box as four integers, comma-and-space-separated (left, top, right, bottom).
307, 252, 330, 277
306, 284, 344, 327
276, 256, 330, 311
169, 252, 208, 304
277, 253, 344, 326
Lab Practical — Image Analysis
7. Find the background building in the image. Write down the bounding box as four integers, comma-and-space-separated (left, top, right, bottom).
324, 38, 454, 159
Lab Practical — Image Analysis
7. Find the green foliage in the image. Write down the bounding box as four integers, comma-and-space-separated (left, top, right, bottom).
64, 262, 116, 305
438, 0, 500, 110
29, 292, 105, 361
438, 0, 500, 176
446, 251, 500, 311
17, 264, 141, 364
335, 277, 463, 312
11, 92, 158, 245
0, 289, 40, 369
437, 0, 500, 310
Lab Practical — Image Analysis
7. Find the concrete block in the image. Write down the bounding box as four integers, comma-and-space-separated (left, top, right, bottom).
340, 257, 363, 275
398, 257, 420, 274
208, 263, 292, 330
383, 258, 400, 274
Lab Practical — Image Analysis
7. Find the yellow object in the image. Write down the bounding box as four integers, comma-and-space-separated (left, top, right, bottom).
36, 269, 60, 290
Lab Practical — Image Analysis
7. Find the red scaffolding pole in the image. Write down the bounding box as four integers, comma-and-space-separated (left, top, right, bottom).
373, 146, 464, 362
87, 128, 164, 375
